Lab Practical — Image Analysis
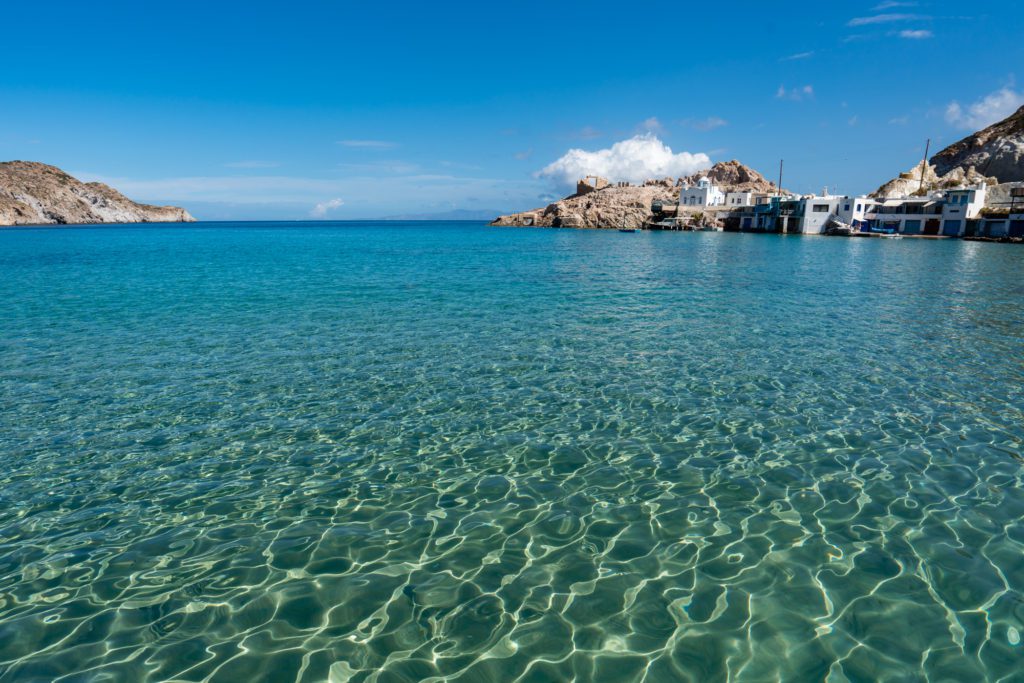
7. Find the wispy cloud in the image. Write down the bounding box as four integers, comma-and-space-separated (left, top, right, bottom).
576, 126, 603, 140
781, 51, 814, 61
847, 13, 923, 26
848, 115, 859, 126
889, 115, 910, 125
223, 160, 279, 169
946, 87, 1024, 130
680, 116, 728, 131
310, 198, 344, 218
776, 85, 814, 101
72, 172, 543, 218
337, 139, 397, 148
513, 149, 533, 160
899, 29, 933, 39
337, 160, 420, 174
638, 117, 664, 134
874, 1, 916, 9
537, 134, 710, 190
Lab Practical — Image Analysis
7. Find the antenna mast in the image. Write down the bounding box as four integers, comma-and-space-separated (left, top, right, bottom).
918, 139, 931, 193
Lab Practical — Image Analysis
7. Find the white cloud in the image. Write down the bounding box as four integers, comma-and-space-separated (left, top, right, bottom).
681, 116, 728, 131
576, 126, 602, 140
889, 115, 910, 125
899, 29, 933, 39
776, 85, 814, 101
848, 115, 859, 126
639, 117, 664, 134
536, 134, 710, 189
781, 51, 814, 61
848, 13, 922, 26
874, 1, 916, 8
337, 140, 397, 148
310, 198, 345, 218
945, 87, 1024, 130
224, 160, 280, 169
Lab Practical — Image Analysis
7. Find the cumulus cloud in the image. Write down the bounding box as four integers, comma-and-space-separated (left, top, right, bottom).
536, 134, 710, 189
945, 87, 1024, 130
899, 29, 933, 39
776, 85, 814, 101
848, 13, 922, 26
310, 198, 345, 218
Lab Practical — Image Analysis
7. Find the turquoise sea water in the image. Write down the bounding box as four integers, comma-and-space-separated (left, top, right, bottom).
1, 222, 1023, 682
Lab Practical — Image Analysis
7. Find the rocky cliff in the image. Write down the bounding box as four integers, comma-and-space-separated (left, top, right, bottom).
931, 105, 1024, 182
0, 161, 194, 226
492, 160, 775, 229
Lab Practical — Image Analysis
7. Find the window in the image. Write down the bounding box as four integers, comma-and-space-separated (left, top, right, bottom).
812, 204, 829, 212
844, 204, 850, 211
856, 204, 862, 211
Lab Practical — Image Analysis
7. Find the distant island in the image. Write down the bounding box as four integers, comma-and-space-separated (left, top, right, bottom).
492, 105, 1024, 236
0, 161, 194, 226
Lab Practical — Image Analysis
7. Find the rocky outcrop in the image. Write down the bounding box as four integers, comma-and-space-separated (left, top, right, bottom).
492, 160, 774, 229
872, 163, 999, 198
872, 105, 1024, 198
931, 105, 1024, 182
0, 161, 194, 226
493, 184, 677, 229
682, 160, 779, 193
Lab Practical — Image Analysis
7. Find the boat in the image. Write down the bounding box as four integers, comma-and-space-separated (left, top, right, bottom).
825, 218, 855, 236
618, 228, 638, 233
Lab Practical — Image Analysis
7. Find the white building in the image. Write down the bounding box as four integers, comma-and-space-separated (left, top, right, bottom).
864, 196, 943, 235
940, 184, 987, 237
678, 177, 725, 207
787, 194, 870, 234
724, 191, 757, 207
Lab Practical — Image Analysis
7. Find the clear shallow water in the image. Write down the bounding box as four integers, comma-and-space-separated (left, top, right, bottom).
1, 222, 1023, 682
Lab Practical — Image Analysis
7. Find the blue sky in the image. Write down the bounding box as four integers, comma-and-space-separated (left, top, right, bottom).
2, 0, 1021, 220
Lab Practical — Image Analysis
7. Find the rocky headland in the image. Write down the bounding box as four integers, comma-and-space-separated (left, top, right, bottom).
0, 161, 194, 226
492, 160, 778, 229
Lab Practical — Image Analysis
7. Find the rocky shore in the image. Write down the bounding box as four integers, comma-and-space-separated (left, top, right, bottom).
0, 161, 194, 226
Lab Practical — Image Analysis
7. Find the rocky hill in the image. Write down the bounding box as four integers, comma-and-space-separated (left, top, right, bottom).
0, 161, 194, 226
492, 160, 775, 229
872, 105, 1024, 197
931, 105, 1024, 182
681, 160, 778, 193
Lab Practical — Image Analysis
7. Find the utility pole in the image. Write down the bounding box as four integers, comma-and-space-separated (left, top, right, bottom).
918, 139, 931, 193
777, 159, 784, 198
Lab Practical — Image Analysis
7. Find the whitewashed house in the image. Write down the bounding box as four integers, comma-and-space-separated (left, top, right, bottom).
678, 177, 725, 207
724, 191, 757, 207
940, 184, 987, 237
